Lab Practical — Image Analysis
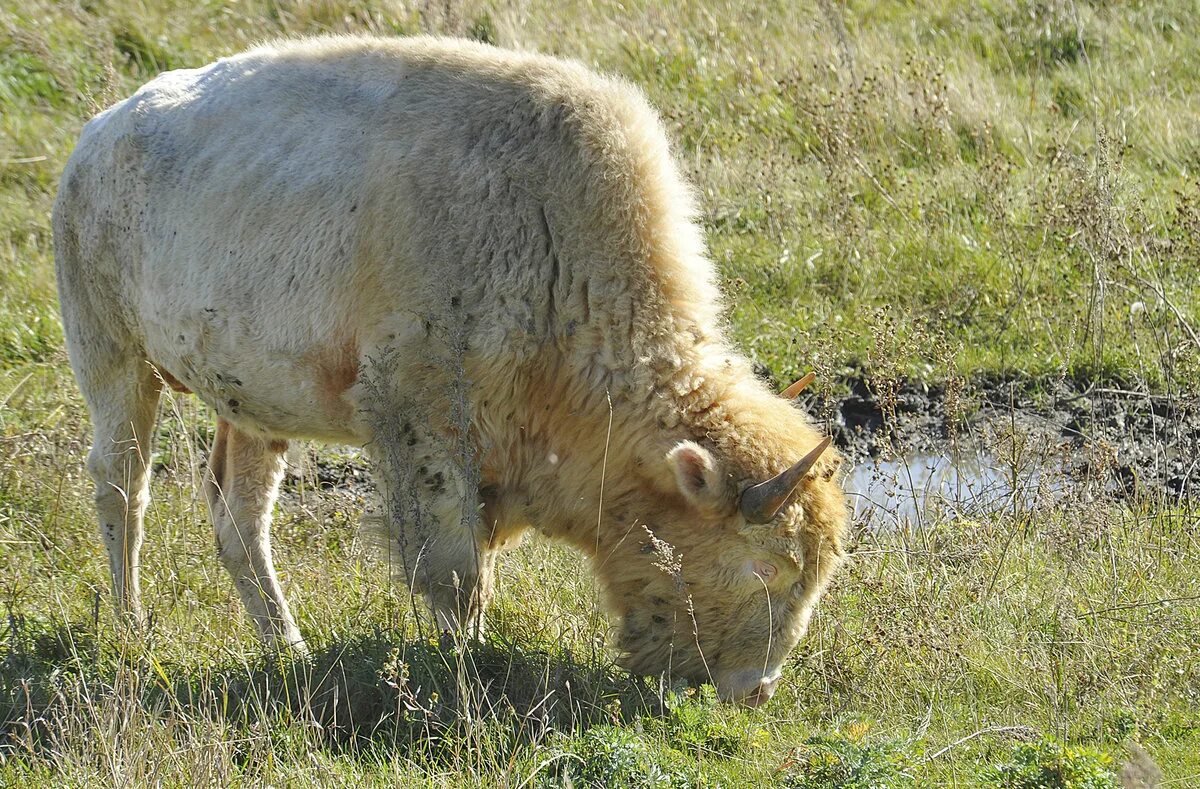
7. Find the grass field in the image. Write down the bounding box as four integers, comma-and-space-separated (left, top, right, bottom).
2, 0, 1199, 785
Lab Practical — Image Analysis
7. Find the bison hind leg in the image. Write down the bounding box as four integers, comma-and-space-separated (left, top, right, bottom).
76, 352, 163, 627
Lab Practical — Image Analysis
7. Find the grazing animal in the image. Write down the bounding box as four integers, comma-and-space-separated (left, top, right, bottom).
53, 36, 848, 705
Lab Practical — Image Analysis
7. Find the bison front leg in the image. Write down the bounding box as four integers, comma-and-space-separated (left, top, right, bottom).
370, 434, 495, 636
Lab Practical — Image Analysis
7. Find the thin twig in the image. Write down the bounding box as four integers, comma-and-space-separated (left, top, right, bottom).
924, 725, 1037, 761
1081, 594, 1200, 618
594, 390, 613, 556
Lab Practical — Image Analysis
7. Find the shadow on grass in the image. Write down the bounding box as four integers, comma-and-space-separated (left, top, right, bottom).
1, 615, 668, 762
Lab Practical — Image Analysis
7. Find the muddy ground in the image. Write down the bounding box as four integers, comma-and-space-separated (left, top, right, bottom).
807, 376, 1200, 502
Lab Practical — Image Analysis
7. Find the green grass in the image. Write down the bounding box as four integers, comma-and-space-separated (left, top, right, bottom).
2, 0, 1199, 785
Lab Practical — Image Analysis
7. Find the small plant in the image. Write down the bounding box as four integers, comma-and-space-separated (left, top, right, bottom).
986, 737, 1120, 789
657, 687, 741, 755
541, 725, 686, 788
111, 22, 175, 74
781, 728, 912, 789
467, 13, 496, 45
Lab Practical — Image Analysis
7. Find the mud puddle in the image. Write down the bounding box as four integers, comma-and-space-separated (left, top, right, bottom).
845, 449, 1082, 528
806, 375, 1198, 525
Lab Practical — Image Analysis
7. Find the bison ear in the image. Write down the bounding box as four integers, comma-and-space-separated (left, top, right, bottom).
666, 441, 726, 510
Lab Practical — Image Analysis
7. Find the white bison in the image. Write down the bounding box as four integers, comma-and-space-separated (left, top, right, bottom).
53, 36, 847, 705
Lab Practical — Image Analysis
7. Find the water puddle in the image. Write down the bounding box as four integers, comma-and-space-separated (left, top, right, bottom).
845, 451, 1075, 528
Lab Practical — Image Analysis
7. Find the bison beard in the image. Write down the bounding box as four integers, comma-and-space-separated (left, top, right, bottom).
53, 35, 849, 705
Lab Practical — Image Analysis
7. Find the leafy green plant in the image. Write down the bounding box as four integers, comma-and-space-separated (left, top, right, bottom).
655, 687, 741, 756
781, 728, 912, 789
541, 725, 686, 788
467, 13, 496, 45
986, 737, 1119, 789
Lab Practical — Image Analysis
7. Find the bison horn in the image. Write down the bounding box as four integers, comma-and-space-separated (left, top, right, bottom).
739, 436, 831, 524
780, 372, 815, 399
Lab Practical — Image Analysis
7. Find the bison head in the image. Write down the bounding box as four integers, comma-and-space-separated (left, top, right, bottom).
598, 377, 848, 706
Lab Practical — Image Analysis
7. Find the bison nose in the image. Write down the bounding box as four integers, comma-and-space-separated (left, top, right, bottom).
741, 675, 781, 708
718, 669, 782, 707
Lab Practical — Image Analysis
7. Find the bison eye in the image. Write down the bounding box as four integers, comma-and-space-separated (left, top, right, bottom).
791, 581, 806, 598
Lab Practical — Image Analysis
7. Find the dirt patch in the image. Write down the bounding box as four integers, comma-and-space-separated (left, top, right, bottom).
805, 376, 1199, 503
